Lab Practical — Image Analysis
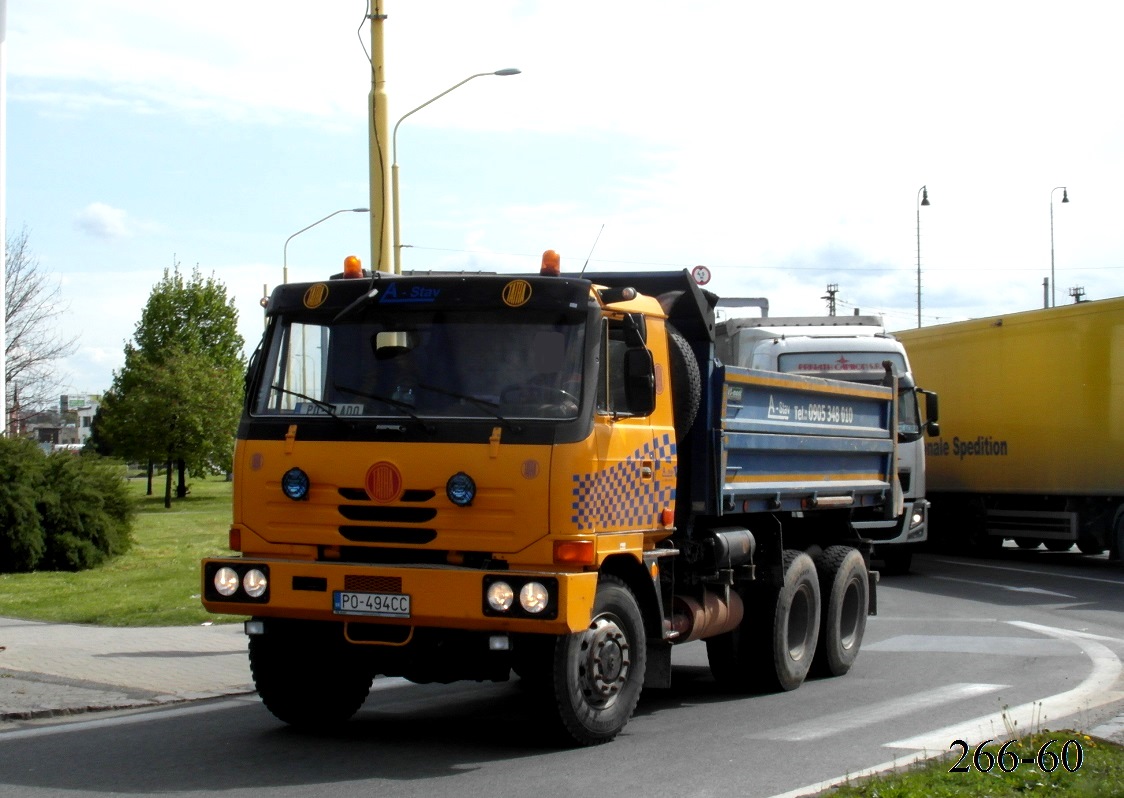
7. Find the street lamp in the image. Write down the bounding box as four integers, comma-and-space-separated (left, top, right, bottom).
283, 207, 370, 284
1050, 186, 1069, 308
916, 185, 930, 328
392, 68, 521, 273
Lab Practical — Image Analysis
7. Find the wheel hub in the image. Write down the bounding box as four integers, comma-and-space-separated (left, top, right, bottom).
579, 615, 632, 706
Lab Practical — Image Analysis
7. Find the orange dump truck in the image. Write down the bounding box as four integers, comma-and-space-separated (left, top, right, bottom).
203, 259, 900, 745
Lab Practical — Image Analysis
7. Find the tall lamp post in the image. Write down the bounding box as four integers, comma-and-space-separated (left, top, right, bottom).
1049, 186, 1069, 308
283, 207, 369, 284
916, 185, 930, 328
392, 68, 521, 274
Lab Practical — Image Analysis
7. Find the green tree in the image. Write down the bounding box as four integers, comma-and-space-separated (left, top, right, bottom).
93, 264, 245, 506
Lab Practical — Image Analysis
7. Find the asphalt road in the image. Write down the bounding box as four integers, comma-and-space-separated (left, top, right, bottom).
1, 549, 1122, 798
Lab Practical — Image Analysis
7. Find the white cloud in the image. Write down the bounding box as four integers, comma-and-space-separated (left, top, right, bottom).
74, 203, 134, 239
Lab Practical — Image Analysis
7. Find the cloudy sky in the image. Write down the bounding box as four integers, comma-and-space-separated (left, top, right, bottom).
5, 1, 1122, 395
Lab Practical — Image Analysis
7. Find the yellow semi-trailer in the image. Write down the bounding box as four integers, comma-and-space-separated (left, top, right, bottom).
895, 296, 1124, 560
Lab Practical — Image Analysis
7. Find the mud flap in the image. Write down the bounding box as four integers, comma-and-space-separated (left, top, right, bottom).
644, 640, 673, 688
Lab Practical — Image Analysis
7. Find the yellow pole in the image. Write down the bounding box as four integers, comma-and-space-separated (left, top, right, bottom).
368, 2, 392, 274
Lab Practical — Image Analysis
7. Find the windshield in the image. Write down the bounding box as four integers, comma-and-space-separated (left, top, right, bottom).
252, 310, 586, 421
776, 351, 920, 437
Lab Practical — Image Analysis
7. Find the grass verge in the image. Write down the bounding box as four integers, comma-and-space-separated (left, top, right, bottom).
820, 730, 1124, 797
0, 477, 238, 627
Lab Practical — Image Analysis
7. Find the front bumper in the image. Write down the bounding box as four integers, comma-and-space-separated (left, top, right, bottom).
202, 557, 598, 636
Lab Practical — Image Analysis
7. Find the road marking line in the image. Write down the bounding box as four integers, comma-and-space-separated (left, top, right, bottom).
757, 683, 1007, 742
864, 635, 1074, 656
884, 621, 1124, 751
931, 574, 1076, 599
929, 557, 1124, 587
768, 621, 1124, 798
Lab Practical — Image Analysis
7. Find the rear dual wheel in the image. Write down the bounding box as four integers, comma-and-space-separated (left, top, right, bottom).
812, 546, 869, 677
707, 550, 821, 693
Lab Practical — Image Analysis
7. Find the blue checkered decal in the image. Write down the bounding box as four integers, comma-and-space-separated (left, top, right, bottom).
570, 434, 677, 531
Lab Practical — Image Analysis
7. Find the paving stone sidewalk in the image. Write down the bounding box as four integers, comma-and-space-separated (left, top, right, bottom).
0, 617, 254, 721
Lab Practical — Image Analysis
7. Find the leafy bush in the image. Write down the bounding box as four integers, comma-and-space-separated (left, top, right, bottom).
0, 439, 134, 573
0, 437, 47, 572
38, 454, 134, 570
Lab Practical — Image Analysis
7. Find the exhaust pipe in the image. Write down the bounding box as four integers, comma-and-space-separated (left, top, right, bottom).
671, 589, 744, 643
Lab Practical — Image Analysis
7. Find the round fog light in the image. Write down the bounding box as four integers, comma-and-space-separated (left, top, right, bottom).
486, 581, 514, 612
243, 569, 268, 598
446, 472, 476, 506
214, 566, 239, 597
519, 582, 550, 614
281, 468, 310, 501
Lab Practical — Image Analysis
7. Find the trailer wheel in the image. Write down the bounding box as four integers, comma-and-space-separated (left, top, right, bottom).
811, 546, 868, 678
1014, 538, 1041, 550
249, 623, 372, 728
1044, 540, 1073, 552
706, 550, 820, 693
548, 575, 646, 746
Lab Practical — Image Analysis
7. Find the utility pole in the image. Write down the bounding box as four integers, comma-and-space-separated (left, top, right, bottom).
367, 2, 392, 274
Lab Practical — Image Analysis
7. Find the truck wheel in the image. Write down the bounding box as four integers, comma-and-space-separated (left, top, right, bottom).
1044, 540, 1073, 552
706, 550, 820, 693
249, 624, 372, 728
667, 327, 701, 437
548, 575, 647, 746
812, 546, 868, 678
1014, 538, 1041, 550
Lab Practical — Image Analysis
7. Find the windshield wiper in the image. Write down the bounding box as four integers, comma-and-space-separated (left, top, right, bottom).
416, 384, 522, 433
332, 284, 380, 324
332, 384, 434, 433
269, 385, 351, 426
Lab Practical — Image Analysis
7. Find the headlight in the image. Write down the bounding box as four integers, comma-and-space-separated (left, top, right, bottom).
243, 569, 268, 598
281, 467, 310, 501
519, 582, 550, 614
214, 567, 240, 597
486, 581, 514, 612
446, 472, 476, 506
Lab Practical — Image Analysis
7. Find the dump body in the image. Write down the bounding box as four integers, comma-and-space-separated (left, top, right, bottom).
716, 313, 936, 572
895, 296, 1124, 558
203, 267, 898, 744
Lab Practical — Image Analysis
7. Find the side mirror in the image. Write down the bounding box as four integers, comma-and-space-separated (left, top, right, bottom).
921, 389, 940, 436
623, 347, 656, 417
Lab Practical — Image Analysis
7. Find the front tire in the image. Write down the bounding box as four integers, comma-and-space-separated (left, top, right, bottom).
548, 576, 647, 746
249, 622, 372, 729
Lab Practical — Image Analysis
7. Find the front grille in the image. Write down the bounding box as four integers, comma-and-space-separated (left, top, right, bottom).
339, 526, 437, 544
345, 575, 403, 592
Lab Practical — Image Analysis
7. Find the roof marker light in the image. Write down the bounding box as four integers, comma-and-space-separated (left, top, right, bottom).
541, 249, 561, 276
343, 255, 363, 278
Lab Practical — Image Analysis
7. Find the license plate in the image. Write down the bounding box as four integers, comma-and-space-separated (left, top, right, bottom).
333, 591, 411, 618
